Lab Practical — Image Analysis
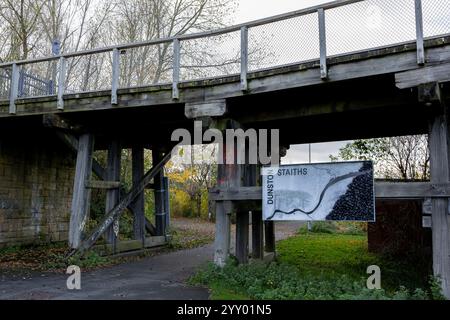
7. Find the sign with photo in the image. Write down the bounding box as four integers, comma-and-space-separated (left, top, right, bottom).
262, 161, 375, 222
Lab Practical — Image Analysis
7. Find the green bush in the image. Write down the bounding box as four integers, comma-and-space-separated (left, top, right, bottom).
191, 260, 442, 300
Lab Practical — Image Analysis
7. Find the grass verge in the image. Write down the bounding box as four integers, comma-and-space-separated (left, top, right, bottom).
190, 232, 444, 300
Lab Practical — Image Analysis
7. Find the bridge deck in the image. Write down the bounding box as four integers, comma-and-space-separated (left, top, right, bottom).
0, 35, 449, 120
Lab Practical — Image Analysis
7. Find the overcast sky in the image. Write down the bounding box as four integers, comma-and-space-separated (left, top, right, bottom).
235, 0, 348, 163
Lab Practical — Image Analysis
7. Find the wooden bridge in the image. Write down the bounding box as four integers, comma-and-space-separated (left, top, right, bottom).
0, 0, 450, 297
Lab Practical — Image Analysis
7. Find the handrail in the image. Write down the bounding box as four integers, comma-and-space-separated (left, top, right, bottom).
0, 0, 364, 68
0, 0, 444, 114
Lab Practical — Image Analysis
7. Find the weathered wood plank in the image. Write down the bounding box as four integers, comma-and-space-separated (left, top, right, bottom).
131, 147, 145, 241
153, 149, 166, 236
209, 182, 450, 201
92, 236, 167, 256
86, 180, 121, 189
69, 133, 94, 249
396, 63, 450, 89
105, 140, 122, 248
240, 26, 249, 91
236, 211, 249, 264
251, 210, 264, 259
185, 100, 227, 119
428, 108, 450, 299
318, 8, 327, 79
264, 221, 275, 253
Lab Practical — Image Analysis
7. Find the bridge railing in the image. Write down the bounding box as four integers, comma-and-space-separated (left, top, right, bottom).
0, 0, 449, 114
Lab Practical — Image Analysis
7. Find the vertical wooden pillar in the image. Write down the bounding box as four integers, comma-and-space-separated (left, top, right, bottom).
236, 211, 249, 264
264, 221, 275, 253
163, 177, 170, 231
252, 211, 264, 259
131, 146, 145, 242
214, 200, 231, 267
153, 148, 166, 236
105, 140, 122, 250
214, 138, 240, 266
69, 133, 94, 249
428, 100, 450, 298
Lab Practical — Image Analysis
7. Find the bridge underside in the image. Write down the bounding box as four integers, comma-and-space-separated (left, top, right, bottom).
1, 36, 450, 296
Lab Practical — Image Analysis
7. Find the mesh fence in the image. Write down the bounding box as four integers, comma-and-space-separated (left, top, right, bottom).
0, 67, 11, 100
65, 51, 113, 94
119, 43, 173, 87
180, 31, 241, 81
248, 12, 320, 71
423, 0, 450, 37
326, 0, 416, 56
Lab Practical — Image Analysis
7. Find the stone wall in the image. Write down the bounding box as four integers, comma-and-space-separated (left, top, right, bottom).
0, 133, 75, 247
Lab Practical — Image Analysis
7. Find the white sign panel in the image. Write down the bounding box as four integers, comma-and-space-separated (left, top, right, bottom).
262, 161, 375, 222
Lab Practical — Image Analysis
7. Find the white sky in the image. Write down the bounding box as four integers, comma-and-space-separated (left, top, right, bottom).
235, 0, 347, 163
235, 0, 330, 23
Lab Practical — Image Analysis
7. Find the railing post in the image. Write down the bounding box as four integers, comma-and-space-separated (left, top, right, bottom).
172, 39, 180, 100
415, 0, 425, 65
9, 63, 19, 114
240, 26, 249, 91
57, 57, 66, 110
111, 48, 120, 105
318, 8, 328, 80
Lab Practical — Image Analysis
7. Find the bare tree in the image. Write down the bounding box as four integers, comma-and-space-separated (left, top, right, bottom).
335, 135, 430, 180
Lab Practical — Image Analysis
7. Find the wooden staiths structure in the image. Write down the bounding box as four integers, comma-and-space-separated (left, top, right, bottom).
0, 0, 450, 297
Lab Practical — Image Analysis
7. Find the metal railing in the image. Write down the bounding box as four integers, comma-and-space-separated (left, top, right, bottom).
0, 0, 448, 115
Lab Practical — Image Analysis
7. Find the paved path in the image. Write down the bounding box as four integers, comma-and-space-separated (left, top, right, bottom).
0, 222, 302, 300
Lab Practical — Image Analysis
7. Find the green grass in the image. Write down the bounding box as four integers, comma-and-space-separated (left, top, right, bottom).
190, 232, 443, 300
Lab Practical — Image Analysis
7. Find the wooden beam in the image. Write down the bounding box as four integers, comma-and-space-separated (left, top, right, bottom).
236, 211, 249, 264
185, 100, 227, 119
69, 133, 94, 249
252, 210, 264, 259
209, 182, 450, 201
153, 149, 166, 236
396, 63, 450, 89
92, 236, 167, 256
264, 221, 275, 253
131, 146, 145, 241
74, 151, 171, 254
105, 140, 122, 248
429, 107, 450, 299
86, 180, 121, 190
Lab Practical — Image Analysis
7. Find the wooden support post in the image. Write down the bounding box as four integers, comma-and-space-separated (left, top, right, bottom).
214, 135, 241, 266
264, 221, 275, 253
318, 8, 328, 80
105, 141, 122, 251
9, 63, 19, 114
153, 149, 166, 236
252, 210, 264, 259
111, 48, 120, 105
214, 201, 231, 267
236, 211, 249, 264
69, 133, 94, 249
131, 146, 145, 242
428, 97, 450, 298
163, 177, 170, 230
57, 57, 66, 110
415, 0, 425, 65
172, 38, 180, 100
240, 26, 249, 91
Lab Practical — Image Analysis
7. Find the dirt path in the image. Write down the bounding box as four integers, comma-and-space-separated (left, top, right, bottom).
0, 219, 302, 300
